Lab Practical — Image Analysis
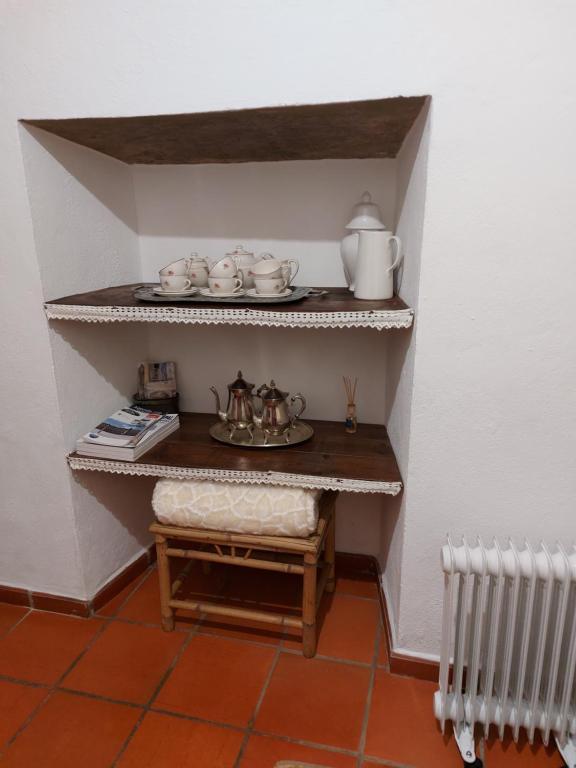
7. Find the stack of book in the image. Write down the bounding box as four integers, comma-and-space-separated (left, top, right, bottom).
75, 405, 180, 461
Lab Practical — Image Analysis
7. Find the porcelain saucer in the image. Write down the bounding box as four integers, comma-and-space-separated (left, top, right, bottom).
199, 287, 246, 298
153, 286, 198, 297
246, 288, 293, 298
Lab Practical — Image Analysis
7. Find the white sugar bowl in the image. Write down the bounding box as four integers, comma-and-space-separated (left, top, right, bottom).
187, 254, 209, 287
228, 245, 256, 288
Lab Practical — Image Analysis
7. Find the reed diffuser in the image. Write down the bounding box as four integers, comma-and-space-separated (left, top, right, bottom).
343, 376, 358, 434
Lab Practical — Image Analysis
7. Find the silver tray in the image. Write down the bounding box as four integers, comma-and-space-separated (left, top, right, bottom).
209, 420, 314, 448
134, 285, 319, 305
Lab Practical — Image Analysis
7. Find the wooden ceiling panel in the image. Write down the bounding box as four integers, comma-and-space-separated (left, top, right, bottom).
22, 96, 427, 165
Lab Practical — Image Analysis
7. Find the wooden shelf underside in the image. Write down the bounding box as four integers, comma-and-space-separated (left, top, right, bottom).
23, 97, 427, 165
45, 285, 413, 331
68, 413, 402, 495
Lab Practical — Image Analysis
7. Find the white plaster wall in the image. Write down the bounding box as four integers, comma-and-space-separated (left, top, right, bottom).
19, 127, 154, 598
1, 0, 575, 655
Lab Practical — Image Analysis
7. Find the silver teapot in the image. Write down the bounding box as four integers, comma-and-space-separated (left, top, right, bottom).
210, 370, 255, 439
253, 380, 306, 443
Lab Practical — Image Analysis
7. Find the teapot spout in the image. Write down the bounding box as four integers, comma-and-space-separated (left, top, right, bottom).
209, 386, 227, 422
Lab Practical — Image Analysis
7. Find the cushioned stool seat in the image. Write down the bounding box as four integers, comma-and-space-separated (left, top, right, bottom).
152, 479, 321, 537
150, 483, 337, 657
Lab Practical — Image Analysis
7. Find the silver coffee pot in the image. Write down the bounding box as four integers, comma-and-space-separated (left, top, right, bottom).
210, 371, 256, 439
253, 380, 306, 443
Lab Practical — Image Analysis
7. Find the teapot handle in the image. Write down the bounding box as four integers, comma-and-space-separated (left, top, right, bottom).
290, 393, 306, 425
387, 236, 403, 273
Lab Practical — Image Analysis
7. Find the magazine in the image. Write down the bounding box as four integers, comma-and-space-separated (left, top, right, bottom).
76, 407, 180, 461
83, 406, 165, 447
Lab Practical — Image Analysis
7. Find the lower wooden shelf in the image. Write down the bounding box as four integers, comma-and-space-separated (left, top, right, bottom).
68, 412, 402, 495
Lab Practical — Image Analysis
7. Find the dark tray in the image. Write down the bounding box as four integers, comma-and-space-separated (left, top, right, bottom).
133, 285, 318, 305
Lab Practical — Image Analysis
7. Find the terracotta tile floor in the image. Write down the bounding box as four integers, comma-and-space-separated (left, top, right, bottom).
0, 563, 565, 767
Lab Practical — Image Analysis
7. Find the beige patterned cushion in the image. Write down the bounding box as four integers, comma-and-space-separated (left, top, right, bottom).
152, 480, 321, 537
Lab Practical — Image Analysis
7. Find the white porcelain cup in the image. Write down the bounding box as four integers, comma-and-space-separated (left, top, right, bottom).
209, 256, 238, 277
250, 257, 283, 279
208, 276, 243, 294
159, 275, 192, 292
253, 277, 288, 294
160, 258, 190, 276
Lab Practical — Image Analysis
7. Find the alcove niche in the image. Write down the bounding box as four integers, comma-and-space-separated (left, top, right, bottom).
19, 97, 431, 609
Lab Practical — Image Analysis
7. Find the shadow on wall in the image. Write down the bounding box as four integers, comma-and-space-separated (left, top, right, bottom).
21, 125, 139, 231
70, 471, 156, 594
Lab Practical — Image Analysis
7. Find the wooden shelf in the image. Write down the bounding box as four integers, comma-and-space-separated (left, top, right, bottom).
68, 413, 402, 495
45, 285, 413, 331
23, 97, 427, 165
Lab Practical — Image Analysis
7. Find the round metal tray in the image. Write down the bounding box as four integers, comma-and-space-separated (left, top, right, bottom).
209, 420, 314, 448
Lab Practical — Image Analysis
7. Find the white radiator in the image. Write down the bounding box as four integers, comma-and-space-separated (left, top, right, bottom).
434, 536, 576, 767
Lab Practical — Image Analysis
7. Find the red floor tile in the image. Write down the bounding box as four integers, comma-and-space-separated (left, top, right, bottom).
117, 570, 196, 627
255, 654, 370, 751
96, 572, 149, 618
155, 634, 275, 727
199, 614, 285, 645
118, 710, 243, 767
0, 680, 47, 747
0, 612, 102, 684
0, 690, 141, 767
334, 575, 378, 600
485, 731, 561, 766
241, 734, 357, 767
63, 621, 185, 704
0, 603, 29, 635
315, 594, 379, 663
283, 593, 379, 661
365, 670, 461, 766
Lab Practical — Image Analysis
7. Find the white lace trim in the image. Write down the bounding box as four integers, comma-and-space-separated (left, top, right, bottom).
68, 455, 402, 495
45, 303, 413, 330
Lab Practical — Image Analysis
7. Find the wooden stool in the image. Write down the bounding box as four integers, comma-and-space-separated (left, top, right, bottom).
150, 490, 337, 657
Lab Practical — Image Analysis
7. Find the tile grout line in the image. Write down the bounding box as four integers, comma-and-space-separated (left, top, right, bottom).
110, 616, 203, 767
250, 727, 361, 760
356, 617, 382, 768
0, 607, 33, 640
232, 642, 283, 768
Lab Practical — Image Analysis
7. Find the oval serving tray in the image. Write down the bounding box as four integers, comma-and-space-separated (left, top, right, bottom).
134, 285, 316, 304
209, 420, 314, 448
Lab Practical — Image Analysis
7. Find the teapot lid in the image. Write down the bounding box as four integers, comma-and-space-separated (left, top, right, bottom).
345, 191, 386, 230
226, 244, 253, 257
259, 380, 288, 401
228, 370, 254, 391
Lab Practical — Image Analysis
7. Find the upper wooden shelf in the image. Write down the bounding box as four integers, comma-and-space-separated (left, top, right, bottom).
68, 413, 402, 495
23, 96, 427, 165
44, 284, 413, 331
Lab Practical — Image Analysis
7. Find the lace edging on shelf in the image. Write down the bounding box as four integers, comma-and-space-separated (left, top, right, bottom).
67, 455, 402, 495
45, 303, 414, 330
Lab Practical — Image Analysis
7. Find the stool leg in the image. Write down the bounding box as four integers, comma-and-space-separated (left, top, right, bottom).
156, 534, 174, 631
302, 552, 318, 658
325, 514, 336, 594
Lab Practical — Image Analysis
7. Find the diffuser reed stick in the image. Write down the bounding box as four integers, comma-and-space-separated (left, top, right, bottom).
343, 376, 358, 434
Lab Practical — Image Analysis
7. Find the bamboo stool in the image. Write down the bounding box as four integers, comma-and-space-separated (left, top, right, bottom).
150, 490, 337, 658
